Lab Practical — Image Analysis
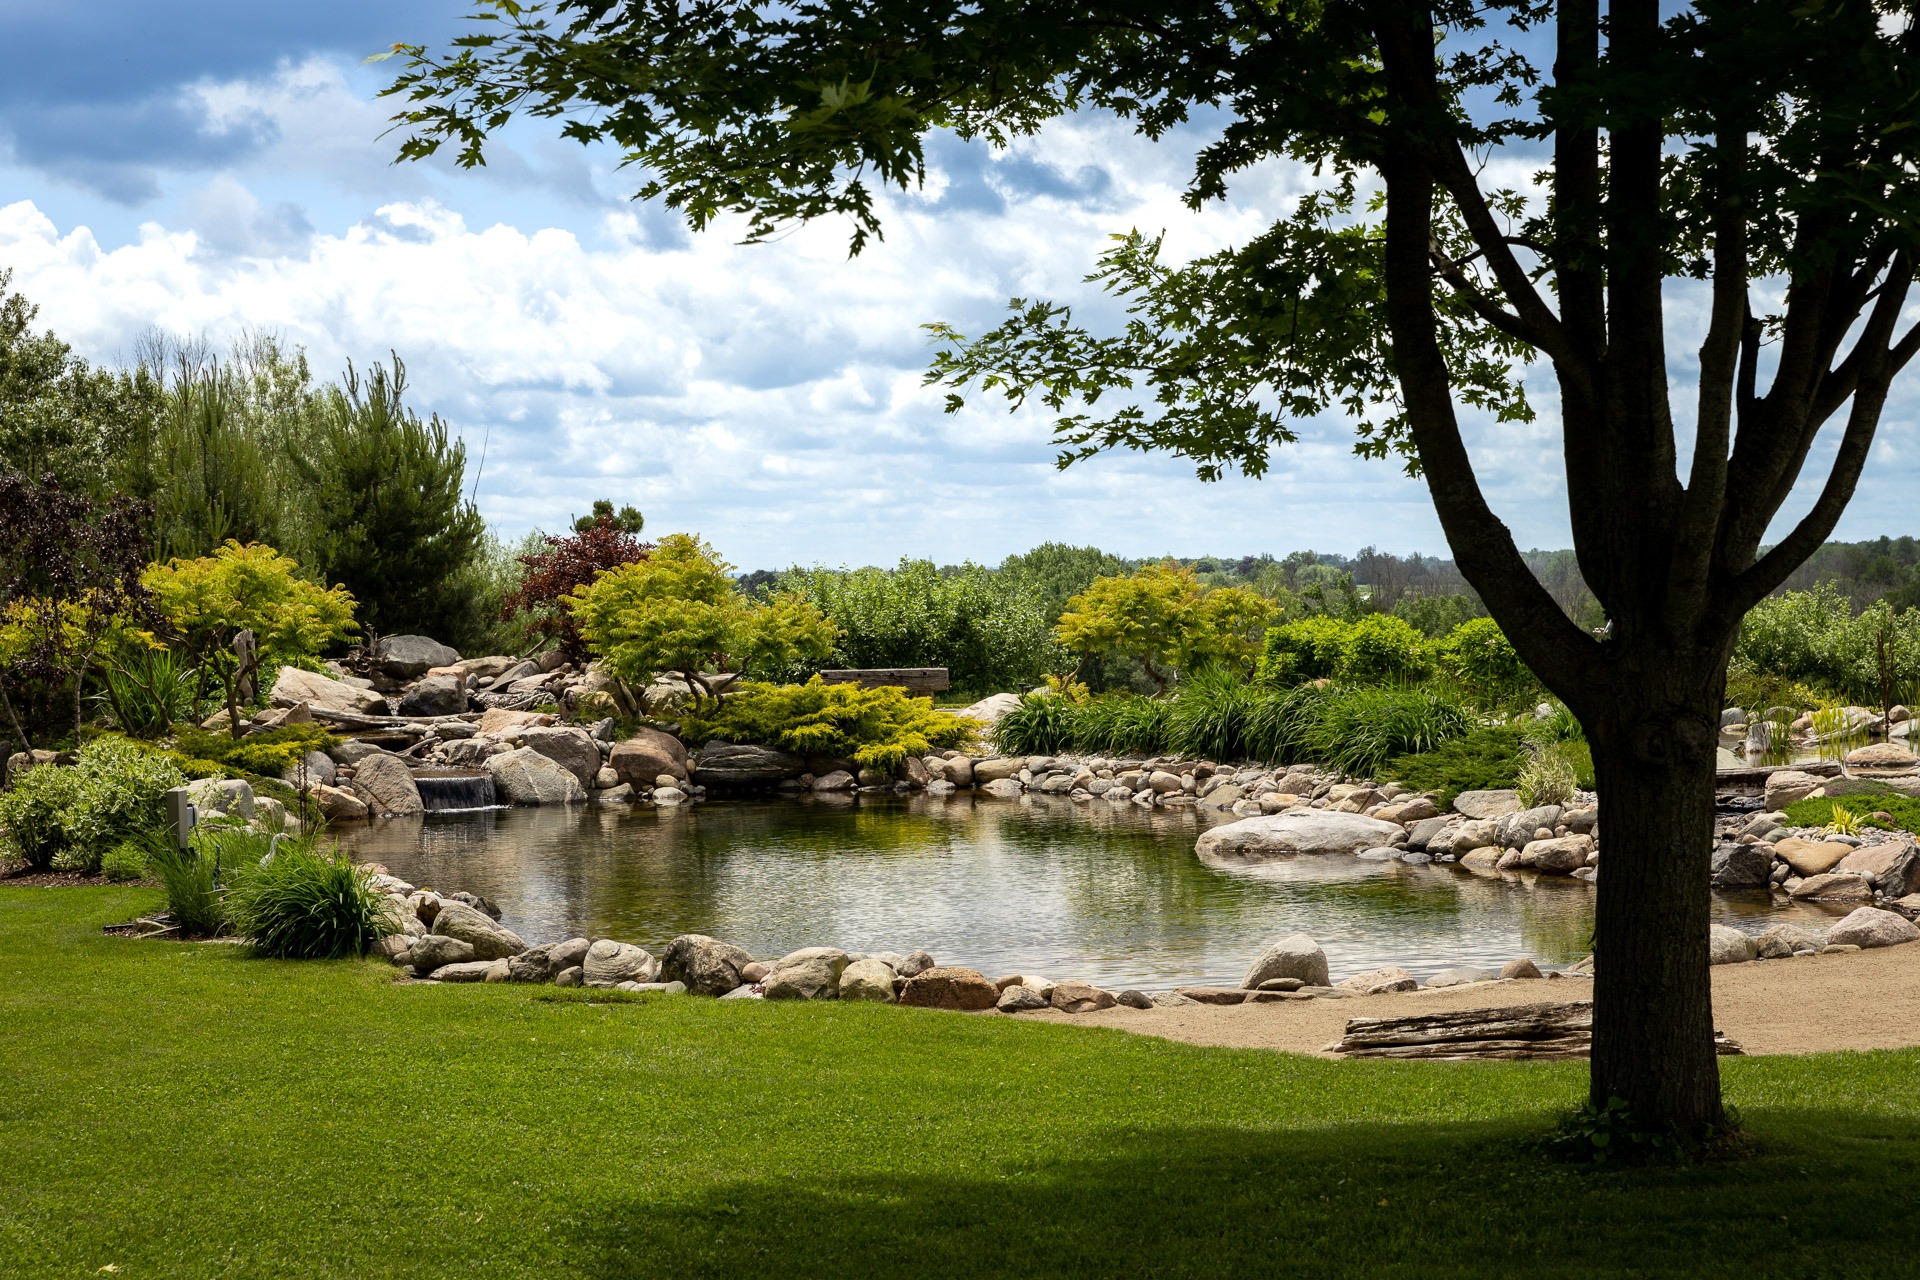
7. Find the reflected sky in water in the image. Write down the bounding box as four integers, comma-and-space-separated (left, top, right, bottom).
340, 795, 1851, 990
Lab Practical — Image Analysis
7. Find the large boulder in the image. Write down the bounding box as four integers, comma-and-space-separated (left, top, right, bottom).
1755, 923, 1827, 959
377, 634, 461, 680
1405, 815, 1456, 850
518, 726, 602, 789
763, 947, 850, 1000
431, 960, 501, 983
1838, 840, 1920, 897
1765, 769, 1824, 811
397, 675, 467, 718
1844, 742, 1919, 771
1196, 811, 1406, 862
897, 966, 999, 1011
507, 943, 560, 983
953, 693, 1022, 729
609, 729, 690, 787
430, 901, 526, 961
1789, 872, 1873, 901
284, 749, 336, 788
1337, 966, 1418, 995
486, 747, 587, 805
1775, 838, 1853, 878
1048, 980, 1117, 1013
973, 758, 1023, 783
271, 665, 387, 716
407, 934, 476, 971
692, 741, 806, 784
311, 784, 368, 821
1826, 906, 1920, 949
1710, 842, 1774, 890
1708, 924, 1757, 965
1519, 834, 1592, 873
1241, 934, 1331, 989
658, 934, 756, 995
476, 707, 555, 736
1453, 789, 1522, 819
839, 958, 897, 1002
1500, 805, 1565, 848
583, 940, 658, 987
350, 754, 424, 817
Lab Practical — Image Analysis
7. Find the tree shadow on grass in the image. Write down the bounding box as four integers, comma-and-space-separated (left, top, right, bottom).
568, 1112, 1920, 1279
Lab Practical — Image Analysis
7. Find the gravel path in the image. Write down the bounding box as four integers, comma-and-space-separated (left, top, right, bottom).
1020, 943, 1920, 1057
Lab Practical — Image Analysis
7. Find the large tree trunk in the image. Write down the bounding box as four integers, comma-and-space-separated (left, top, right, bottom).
1583, 665, 1726, 1131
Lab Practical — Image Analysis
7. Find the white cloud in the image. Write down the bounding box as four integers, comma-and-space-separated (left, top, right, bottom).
3, 55, 1915, 570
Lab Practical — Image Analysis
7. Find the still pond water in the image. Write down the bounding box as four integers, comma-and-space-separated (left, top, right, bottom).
342, 794, 1841, 991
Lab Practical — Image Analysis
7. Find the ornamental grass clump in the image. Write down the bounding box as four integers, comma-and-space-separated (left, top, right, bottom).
1164, 672, 1262, 761
1517, 741, 1581, 808
990, 692, 1080, 756
1070, 694, 1172, 756
1300, 686, 1472, 779
144, 828, 229, 936
225, 841, 398, 960
683, 677, 978, 772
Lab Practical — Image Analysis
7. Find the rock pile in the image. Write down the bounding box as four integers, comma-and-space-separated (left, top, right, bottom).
1708, 804, 1920, 908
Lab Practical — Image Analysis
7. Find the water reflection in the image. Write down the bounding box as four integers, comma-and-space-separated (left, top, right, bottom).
339, 795, 1823, 990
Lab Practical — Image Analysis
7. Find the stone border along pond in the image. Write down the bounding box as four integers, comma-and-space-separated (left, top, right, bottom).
153, 640, 1916, 1010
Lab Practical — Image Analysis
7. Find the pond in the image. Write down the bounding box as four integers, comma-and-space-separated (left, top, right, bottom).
340, 795, 1849, 991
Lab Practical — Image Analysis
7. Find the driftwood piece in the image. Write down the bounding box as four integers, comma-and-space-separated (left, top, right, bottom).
1329, 1001, 1745, 1060
304, 706, 479, 729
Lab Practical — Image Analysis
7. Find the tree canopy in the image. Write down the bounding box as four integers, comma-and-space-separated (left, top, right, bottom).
386, 0, 1920, 1135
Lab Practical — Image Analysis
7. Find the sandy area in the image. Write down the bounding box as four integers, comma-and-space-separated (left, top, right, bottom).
1020, 943, 1920, 1057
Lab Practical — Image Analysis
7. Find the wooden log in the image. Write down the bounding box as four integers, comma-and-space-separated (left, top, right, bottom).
817, 668, 951, 694
1713, 760, 1842, 793
1336, 1001, 1593, 1047
1330, 1000, 1746, 1060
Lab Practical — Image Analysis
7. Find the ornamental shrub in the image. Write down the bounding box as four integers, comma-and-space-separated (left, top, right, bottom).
172, 724, 338, 778
1256, 616, 1350, 683
501, 509, 652, 661
1297, 685, 1472, 778
0, 736, 186, 872
1430, 616, 1535, 705
681, 677, 979, 771
1056, 564, 1277, 690
1383, 727, 1530, 807
1255, 614, 1432, 686
567, 534, 837, 706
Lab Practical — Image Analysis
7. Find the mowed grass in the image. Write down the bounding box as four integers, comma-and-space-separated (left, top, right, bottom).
3, 890, 1918, 1278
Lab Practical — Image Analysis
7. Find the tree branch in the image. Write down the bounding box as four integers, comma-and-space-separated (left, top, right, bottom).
1666, 120, 1749, 631
1428, 240, 1541, 346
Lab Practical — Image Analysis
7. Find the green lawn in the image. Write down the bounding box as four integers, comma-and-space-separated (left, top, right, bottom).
3, 889, 1917, 1278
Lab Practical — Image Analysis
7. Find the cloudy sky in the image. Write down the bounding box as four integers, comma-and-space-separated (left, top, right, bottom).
1, 3, 1913, 571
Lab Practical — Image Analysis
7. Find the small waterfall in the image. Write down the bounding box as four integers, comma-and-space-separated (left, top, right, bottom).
416, 772, 498, 812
